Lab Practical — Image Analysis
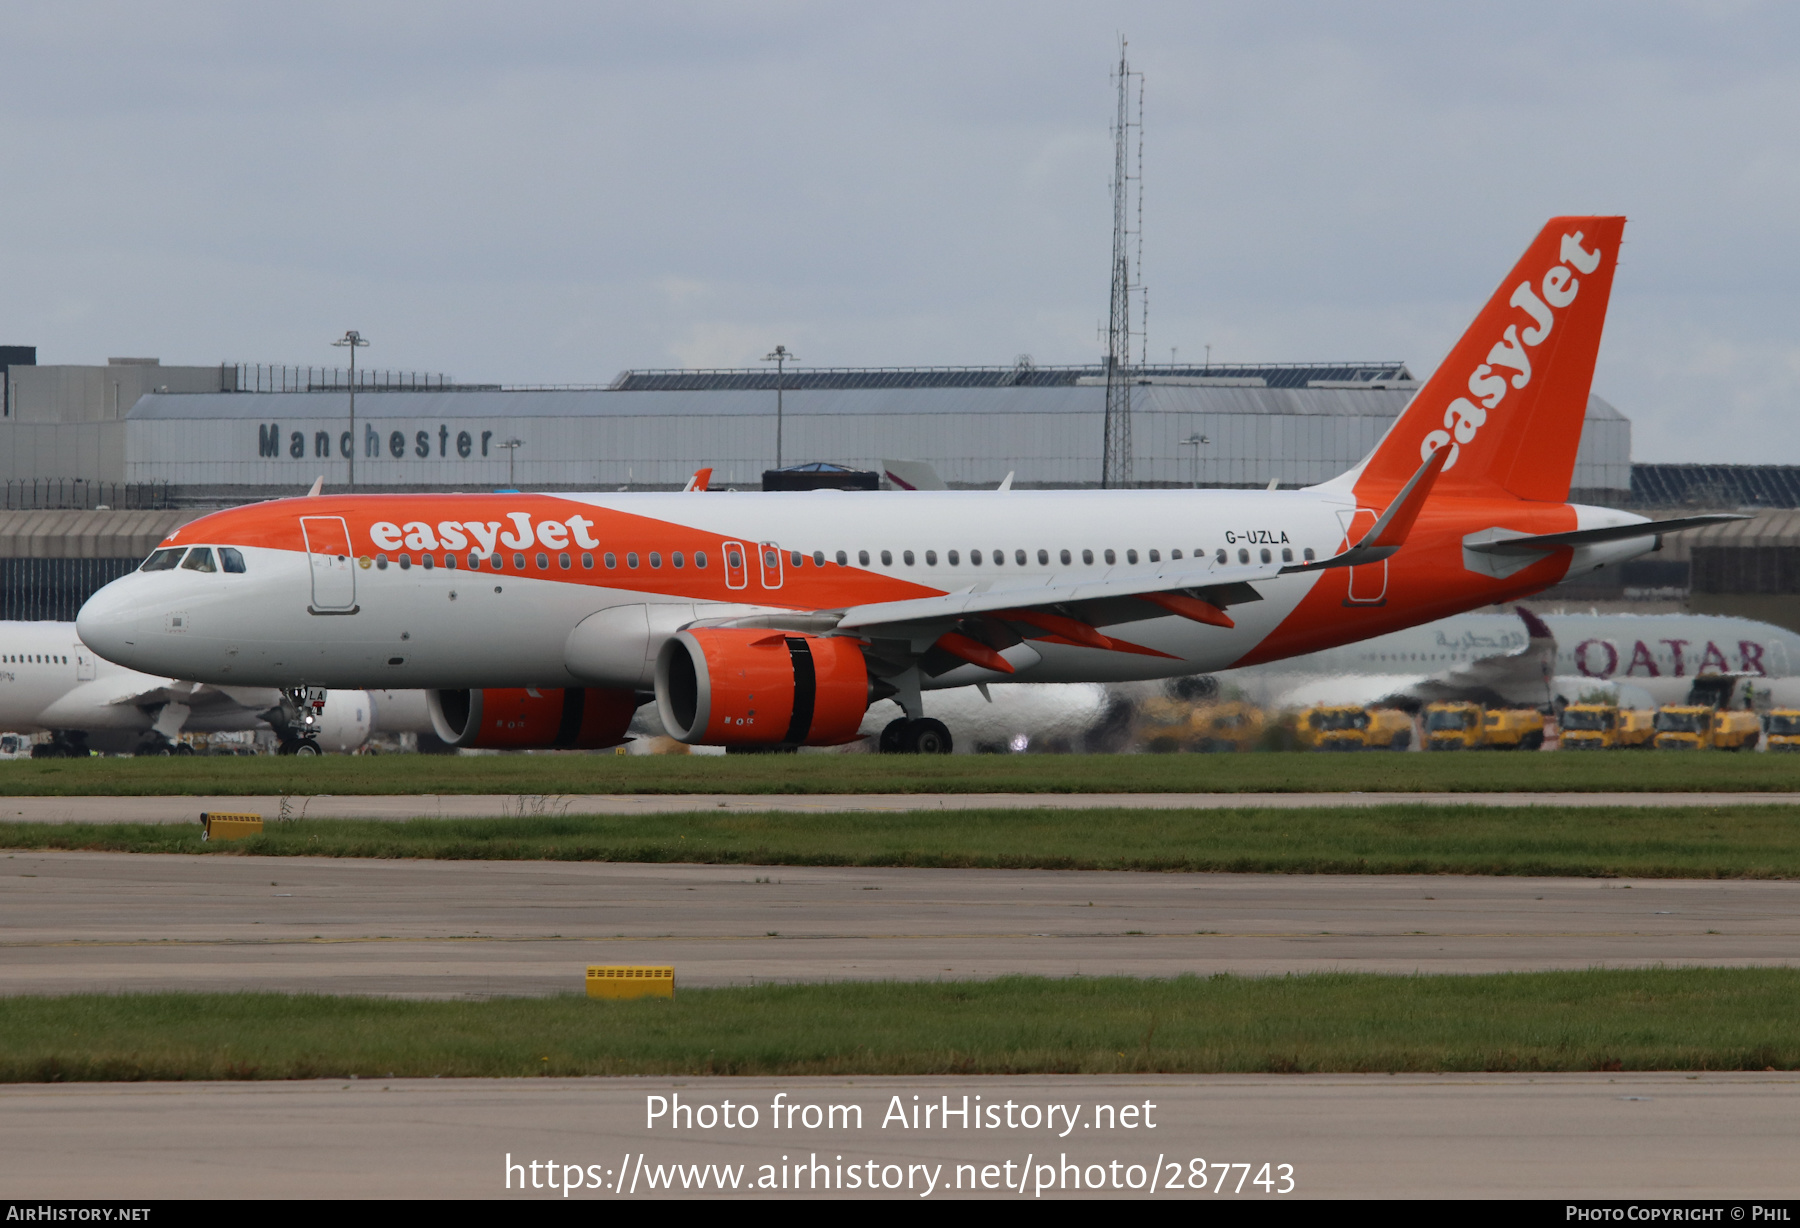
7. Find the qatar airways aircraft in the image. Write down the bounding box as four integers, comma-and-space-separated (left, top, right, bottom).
75, 216, 1737, 753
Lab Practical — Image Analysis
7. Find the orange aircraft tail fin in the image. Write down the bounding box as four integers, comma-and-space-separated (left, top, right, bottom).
1350, 215, 1625, 503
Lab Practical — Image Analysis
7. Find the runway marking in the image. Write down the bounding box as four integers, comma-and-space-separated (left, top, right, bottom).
5, 928, 1784, 950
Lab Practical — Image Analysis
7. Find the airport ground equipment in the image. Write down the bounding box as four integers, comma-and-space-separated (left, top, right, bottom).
1712, 709, 1762, 751
1296, 704, 1413, 751
1558, 703, 1655, 749
1298, 704, 1374, 751
1424, 702, 1485, 750
586, 966, 674, 1000
1137, 697, 1266, 752
200, 813, 263, 841
1766, 709, 1800, 752
1482, 708, 1547, 750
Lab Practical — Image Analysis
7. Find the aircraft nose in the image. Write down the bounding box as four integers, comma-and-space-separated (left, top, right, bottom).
76, 575, 148, 666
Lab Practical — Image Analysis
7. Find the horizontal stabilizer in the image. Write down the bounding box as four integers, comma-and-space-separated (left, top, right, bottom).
1464, 514, 1746, 557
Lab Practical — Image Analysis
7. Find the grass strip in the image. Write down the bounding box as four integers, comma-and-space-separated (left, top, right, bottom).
7, 804, 1800, 878
2, 750, 1799, 796
5, 971, 1797, 1080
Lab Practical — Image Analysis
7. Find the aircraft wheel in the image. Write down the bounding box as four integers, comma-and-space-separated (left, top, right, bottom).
879, 718, 911, 754
291, 739, 322, 757
905, 718, 953, 755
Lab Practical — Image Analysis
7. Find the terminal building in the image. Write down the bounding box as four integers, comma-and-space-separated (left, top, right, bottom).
4, 357, 1633, 504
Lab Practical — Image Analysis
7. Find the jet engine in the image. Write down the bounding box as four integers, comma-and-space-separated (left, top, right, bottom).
426, 687, 639, 750
655, 628, 870, 747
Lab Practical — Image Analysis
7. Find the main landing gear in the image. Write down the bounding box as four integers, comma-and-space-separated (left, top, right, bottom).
879, 717, 953, 755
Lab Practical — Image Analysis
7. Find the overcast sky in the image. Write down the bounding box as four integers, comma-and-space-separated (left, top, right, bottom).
3, 1, 1797, 463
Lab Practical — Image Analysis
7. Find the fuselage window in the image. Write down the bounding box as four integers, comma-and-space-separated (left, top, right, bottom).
649, 552, 662, 569
811, 550, 824, 567
1060, 549, 1072, 565
902, 550, 915, 566
1126, 549, 1138, 564
672, 551, 685, 569
926, 550, 938, 566
604, 552, 617, 568
376, 554, 389, 570
992, 550, 1003, 566
536, 552, 549, 570
1170, 549, 1182, 560
880, 550, 892, 566
220, 547, 247, 573
1303, 547, 1316, 562
1281, 547, 1293, 563
140, 548, 184, 572
946, 550, 959, 566
513, 553, 526, 570
489, 553, 503, 569
1082, 549, 1094, 565
858, 550, 870, 566
1216, 549, 1227, 564
694, 551, 707, 569
1238, 548, 1250, 564
1104, 549, 1116, 565
1038, 549, 1049, 565
581, 552, 594, 569
422, 554, 434, 571
836, 550, 848, 566
1147, 549, 1159, 563
968, 550, 980, 565
399, 554, 412, 570
1259, 548, 1272, 564
180, 548, 217, 573
444, 554, 458, 570
626, 552, 639, 569
467, 553, 481, 569
791, 551, 803, 568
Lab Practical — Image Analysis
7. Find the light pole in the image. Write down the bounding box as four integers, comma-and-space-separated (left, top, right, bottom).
762, 345, 795, 470
497, 438, 523, 488
1179, 432, 1208, 489
332, 330, 368, 488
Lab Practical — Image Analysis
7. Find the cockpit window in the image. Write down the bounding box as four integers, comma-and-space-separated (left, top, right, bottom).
140, 548, 185, 572
219, 547, 247, 573
179, 548, 217, 573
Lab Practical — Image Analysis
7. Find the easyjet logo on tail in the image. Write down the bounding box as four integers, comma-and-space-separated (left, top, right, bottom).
1421, 232, 1604, 470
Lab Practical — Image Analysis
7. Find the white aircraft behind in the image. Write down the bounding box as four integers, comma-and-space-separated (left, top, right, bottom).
0, 621, 431, 756
1210, 608, 1800, 712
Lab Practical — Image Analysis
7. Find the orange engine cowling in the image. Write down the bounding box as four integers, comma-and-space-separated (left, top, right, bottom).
655, 628, 869, 747
426, 687, 639, 750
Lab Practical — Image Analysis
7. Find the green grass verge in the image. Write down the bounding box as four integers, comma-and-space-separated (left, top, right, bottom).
8, 805, 1800, 877
5, 971, 1795, 1080
1, 749, 1799, 797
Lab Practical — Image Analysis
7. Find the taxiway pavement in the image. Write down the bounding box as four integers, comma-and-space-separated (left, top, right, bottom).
6, 851, 1797, 996
5, 790, 1800, 824
5, 1073, 1796, 1199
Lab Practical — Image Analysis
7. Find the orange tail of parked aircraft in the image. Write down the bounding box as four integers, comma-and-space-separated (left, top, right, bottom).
1349, 216, 1626, 504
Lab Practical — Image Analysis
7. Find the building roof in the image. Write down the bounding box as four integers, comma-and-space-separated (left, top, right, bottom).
607, 361, 1414, 392
1632, 464, 1800, 509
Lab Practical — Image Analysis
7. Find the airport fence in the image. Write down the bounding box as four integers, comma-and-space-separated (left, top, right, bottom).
0, 557, 138, 622
1, 480, 175, 511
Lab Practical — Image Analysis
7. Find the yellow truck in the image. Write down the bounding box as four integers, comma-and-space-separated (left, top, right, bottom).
1766, 709, 1800, 752
1137, 698, 1266, 753
1295, 704, 1412, 751
1557, 704, 1656, 750
1425, 702, 1545, 750
1651, 704, 1759, 750
1712, 709, 1762, 752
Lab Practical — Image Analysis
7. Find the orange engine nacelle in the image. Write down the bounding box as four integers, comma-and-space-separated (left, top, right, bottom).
426, 687, 639, 750
655, 628, 869, 747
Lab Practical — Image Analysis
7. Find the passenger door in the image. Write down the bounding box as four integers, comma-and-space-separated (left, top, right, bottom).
723, 540, 748, 590
300, 516, 357, 612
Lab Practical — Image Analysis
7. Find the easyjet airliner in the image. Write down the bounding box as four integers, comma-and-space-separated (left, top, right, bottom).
75, 217, 1735, 753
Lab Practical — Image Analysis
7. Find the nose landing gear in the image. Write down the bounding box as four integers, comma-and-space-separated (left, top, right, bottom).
266, 686, 328, 756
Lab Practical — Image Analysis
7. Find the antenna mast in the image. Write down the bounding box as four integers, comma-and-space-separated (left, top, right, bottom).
1101, 40, 1145, 489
